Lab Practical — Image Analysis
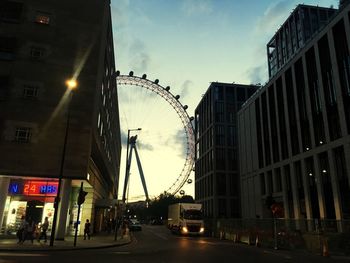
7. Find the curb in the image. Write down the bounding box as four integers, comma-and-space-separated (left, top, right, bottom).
0, 236, 132, 252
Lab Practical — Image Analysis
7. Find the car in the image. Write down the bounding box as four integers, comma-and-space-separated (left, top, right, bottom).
128, 219, 142, 231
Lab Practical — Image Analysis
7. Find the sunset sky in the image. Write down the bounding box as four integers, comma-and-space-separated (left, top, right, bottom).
110, 0, 339, 202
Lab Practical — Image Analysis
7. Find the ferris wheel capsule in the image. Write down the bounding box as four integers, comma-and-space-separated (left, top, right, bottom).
179, 190, 185, 195
187, 179, 192, 184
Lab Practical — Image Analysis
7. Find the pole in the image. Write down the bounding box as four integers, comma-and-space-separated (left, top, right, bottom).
50, 92, 72, 246
74, 182, 83, 247
273, 216, 278, 250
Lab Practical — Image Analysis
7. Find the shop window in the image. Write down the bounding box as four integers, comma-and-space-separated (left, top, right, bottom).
35, 11, 50, 25
14, 127, 32, 143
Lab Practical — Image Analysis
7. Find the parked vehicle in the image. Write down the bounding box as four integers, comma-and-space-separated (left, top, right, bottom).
167, 203, 204, 235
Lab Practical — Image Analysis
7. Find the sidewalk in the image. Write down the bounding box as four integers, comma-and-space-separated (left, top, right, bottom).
0, 232, 131, 252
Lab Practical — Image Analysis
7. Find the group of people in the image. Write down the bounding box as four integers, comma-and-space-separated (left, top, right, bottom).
16, 216, 92, 243
17, 216, 49, 244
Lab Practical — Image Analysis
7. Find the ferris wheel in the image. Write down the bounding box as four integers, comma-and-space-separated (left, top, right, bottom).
115, 71, 195, 197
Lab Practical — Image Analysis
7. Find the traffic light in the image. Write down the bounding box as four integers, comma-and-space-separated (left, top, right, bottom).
77, 189, 88, 205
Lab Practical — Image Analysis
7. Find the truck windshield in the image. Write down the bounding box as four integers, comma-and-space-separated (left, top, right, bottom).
183, 209, 203, 220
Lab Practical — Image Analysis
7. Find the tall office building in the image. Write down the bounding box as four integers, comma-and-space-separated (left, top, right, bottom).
195, 82, 258, 218
239, 2, 350, 226
267, 4, 336, 78
0, 0, 121, 237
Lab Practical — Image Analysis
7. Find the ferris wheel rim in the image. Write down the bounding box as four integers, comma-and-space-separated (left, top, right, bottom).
115, 71, 195, 197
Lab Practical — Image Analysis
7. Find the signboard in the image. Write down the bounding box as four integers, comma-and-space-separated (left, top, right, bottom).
8, 180, 58, 196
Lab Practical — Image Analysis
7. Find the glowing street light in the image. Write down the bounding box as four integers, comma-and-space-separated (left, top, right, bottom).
50, 79, 78, 246
65, 79, 77, 90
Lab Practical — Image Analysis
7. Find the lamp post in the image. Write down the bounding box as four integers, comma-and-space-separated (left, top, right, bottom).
50, 79, 77, 247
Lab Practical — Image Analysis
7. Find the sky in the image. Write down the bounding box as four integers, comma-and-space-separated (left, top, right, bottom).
110, 0, 339, 202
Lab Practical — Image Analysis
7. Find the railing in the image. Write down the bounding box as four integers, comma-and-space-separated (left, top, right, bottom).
204, 218, 350, 256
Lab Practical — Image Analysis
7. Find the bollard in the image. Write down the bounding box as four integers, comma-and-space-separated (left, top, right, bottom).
255, 235, 260, 247
322, 239, 329, 257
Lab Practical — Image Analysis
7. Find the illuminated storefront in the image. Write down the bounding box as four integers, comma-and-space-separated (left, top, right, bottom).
3, 179, 58, 234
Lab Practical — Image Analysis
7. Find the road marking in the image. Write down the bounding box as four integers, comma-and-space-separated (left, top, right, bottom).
263, 250, 292, 259
153, 233, 168, 240
0, 253, 48, 257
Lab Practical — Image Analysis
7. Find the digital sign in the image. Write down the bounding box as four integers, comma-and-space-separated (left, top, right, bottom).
9, 180, 58, 196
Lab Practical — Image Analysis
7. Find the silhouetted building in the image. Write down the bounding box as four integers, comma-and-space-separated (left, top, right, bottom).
0, 0, 121, 237
239, 2, 350, 228
195, 82, 258, 218
267, 4, 336, 78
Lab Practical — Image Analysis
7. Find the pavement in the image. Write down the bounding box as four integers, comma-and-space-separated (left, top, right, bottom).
0, 231, 132, 252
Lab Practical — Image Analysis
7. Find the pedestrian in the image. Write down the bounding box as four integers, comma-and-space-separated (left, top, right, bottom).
23, 217, 35, 243
38, 217, 49, 242
16, 215, 27, 244
84, 219, 91, 240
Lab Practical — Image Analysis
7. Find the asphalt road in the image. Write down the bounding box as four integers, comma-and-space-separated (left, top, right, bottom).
0, 225, 349, 263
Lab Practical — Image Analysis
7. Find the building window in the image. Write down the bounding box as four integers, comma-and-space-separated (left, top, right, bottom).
0, 1, 23, 22
0, 37, 16, 60
0, 76, 10, 99
30, 46, 45, 60
35, 12, 50, 25
23, 85, 38, 99
15, 127, 32, 143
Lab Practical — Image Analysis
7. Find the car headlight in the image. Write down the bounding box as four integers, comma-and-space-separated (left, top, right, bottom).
200, 227, 205, 233
182, 226, 188, 233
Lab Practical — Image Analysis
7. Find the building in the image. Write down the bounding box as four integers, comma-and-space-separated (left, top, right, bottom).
238, 2, 350, 227
0, 0, 121, 238
267, 4, 336, 78
195, 82, 258, 218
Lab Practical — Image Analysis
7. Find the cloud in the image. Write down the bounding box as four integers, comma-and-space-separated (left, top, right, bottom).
245, 65, 266, 85
255, 0, 294, 35
162, 129, 187, 158
128, 39, 151, 73
181, 0, 213, 16
180, 80, 193, 98
120, 130, 154, 151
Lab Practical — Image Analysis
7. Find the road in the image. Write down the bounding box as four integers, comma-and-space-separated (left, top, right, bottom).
0, 225, 349, 263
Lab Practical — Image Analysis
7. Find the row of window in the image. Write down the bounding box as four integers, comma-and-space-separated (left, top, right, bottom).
1, 1, 51, 25
257, 16, 350, 168
0, 76, 41, 100
259, 146, 350, 219
0, 37, 48, 61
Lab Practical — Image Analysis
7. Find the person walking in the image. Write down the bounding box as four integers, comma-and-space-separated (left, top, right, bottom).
23, 218, 35, 243
38, 217, 49, 242
84, 219, 91, 240
17, 215, 27, 244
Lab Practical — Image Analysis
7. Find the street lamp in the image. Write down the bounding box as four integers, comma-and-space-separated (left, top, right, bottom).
50, 79, 77, 246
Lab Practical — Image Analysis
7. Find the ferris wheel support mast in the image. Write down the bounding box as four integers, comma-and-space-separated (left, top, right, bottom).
122, 135, 149, 203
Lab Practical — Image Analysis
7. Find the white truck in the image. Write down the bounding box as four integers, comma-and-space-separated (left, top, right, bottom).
167, 203, 205, 235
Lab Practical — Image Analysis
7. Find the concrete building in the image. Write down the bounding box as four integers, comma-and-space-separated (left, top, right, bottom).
238, 2, 350, 227
267, 4, 336, 78
195, 82, 258, 218
0, 0, 121, 238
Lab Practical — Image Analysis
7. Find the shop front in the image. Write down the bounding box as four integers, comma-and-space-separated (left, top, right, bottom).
2, 179, 58, 234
